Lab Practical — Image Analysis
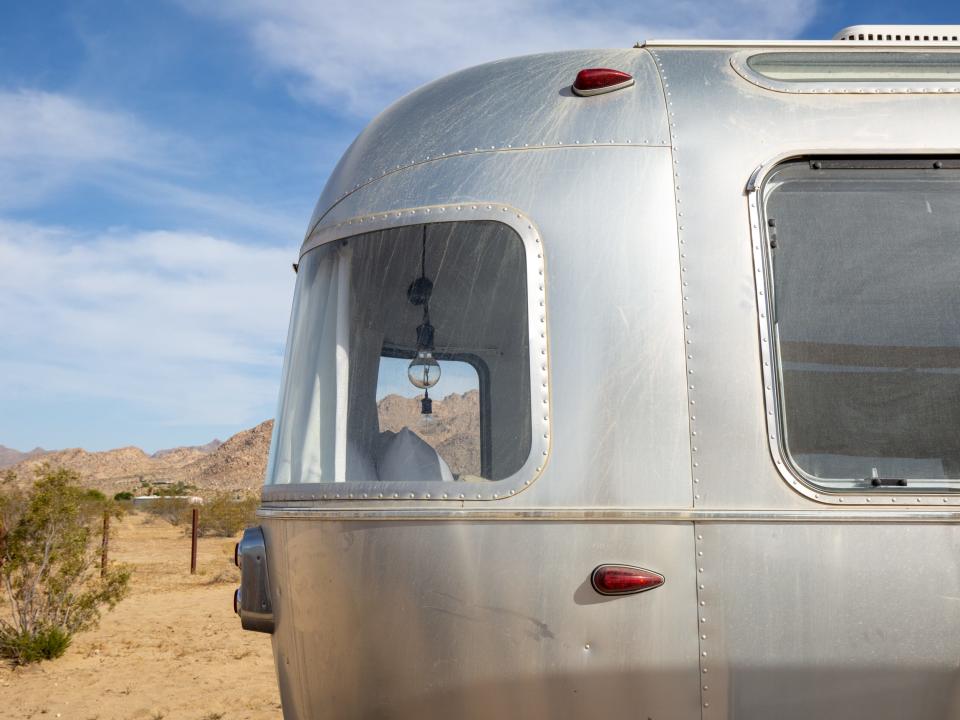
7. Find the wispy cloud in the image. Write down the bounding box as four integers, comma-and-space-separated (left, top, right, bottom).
0, 89, 304, 239
189, 0, 819, 115
0, 219, 295, 438
0, 89, 172, 166
0, 89, 183, 207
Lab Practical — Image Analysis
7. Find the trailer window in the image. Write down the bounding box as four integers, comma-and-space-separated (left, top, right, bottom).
266, 220, 532, 485
747, 52, 960, 83
763, 159, 960, 490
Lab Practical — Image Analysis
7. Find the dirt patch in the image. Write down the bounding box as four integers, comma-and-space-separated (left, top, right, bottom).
0, 513, 281, 719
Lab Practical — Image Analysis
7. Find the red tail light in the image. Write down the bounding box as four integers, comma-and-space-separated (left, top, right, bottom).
591, 564, 664, 595
572, 68, 635, 96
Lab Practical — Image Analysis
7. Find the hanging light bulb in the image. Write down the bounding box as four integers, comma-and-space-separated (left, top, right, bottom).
406, 226, 441, 414
408, 350, 441, 389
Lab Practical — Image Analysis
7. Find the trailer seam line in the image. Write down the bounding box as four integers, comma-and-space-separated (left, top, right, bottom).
307, 142, 669, 242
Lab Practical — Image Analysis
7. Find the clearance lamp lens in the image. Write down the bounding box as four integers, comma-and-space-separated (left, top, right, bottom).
591, 565, 665, 595
572, 68, 635, 96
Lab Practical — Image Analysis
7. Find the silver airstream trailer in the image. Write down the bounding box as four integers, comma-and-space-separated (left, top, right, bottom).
236, 25, 960, 718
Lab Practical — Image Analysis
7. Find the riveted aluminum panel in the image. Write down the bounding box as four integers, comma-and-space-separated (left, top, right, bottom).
649, 47, 960, 510
696, 522, 960, 719
276, 147, 691, 510
264, 518, 701, 720
309, 49, 669, 229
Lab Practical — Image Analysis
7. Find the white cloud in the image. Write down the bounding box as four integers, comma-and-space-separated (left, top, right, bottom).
0, 89, 165, 165
189, 0, 818, 115
0, 90, 182, 207
0, 90, 303, 239
0, 219, 296, 429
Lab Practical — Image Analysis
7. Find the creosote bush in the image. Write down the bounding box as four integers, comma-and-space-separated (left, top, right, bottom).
0, 466, 131, 665
142, 496, 192, 525
140, 491, 256, 537
193, 493, 258, 538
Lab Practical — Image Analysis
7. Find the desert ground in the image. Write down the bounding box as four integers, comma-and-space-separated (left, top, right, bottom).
0, 512, 281, 719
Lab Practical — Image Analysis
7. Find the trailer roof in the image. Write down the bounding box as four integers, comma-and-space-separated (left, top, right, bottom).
639, 40, 960, 48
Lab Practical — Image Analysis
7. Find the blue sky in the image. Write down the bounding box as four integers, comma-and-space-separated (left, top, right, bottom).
0, 1, 957, 453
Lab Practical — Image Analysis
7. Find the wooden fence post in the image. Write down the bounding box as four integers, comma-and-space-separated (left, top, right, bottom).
190, 507, 199, 574
100, 511, 110, 578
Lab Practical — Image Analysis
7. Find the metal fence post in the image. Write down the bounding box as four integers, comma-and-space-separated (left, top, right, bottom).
190, 506, 199, 574
100, 511, 110, 578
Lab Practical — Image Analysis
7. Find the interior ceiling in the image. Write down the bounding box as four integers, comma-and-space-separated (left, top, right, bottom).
349, 221, 528, 353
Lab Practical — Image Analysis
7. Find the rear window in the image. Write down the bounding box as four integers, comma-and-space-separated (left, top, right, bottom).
762, 158, 960, 490
266, 219, 533, 486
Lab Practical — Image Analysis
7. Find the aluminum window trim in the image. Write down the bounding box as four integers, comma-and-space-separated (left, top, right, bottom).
748, 154, 960, 506
731, 49, 960, 94
264, 202, 551, 503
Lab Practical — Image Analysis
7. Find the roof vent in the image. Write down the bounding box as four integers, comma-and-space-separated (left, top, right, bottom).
834, 25, 960, 43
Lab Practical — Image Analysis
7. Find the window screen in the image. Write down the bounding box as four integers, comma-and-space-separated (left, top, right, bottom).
763, 159, 960, 489
266, 220, 531, 485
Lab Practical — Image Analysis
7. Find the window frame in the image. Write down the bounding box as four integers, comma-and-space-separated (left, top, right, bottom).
749, 155, 960, 505
731, 49, 960, 95
262, 202, 551, 503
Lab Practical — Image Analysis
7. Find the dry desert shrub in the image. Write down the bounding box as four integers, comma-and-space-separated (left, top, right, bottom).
192, 492, 258, 537
139, 496, 193, 525
0, 466, 130, 664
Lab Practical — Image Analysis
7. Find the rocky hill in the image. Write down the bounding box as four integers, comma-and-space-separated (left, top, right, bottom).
0, 444, 47, 469
3, 427, 270, 496
378, 390, 480, 476
152, 439, 221, 459
1, 391, 480, 493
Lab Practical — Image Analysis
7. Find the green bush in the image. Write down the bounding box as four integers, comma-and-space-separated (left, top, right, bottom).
113, 491, 134, 501
142, 496, 192, 525
152, 481, 196, 497
84, 489, 107, 502
1, 625, 72, 664
0, 466, 130, 665
195, 493, 258, 537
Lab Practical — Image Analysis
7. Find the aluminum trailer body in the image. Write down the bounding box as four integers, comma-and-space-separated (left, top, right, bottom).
238, 27, 960, 719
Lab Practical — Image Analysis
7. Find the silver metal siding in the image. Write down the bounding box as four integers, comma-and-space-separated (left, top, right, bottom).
265, 517, 702, 720
650, 46, 960, 511
310, 48, 669, 231
696, 522, 960, 719
652, 46, 960, 718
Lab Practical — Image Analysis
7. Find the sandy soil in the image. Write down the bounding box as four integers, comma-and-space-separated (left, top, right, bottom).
0, 513, 281, 719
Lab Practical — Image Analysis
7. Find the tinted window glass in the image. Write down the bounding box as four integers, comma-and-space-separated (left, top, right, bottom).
266, 220, 530, 484
764, 160, 960, 488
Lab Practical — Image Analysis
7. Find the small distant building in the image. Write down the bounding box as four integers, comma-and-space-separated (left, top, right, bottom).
131, 495, 203, 507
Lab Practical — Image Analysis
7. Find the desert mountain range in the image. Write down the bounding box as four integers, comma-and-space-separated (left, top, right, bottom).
2, 391, 480, 494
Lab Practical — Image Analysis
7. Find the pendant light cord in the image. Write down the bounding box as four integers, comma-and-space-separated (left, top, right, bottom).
421, 226, 430, 326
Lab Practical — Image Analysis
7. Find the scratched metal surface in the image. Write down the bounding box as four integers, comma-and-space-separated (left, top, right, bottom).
652, 45, 960, 511
265, 518, 701, 720
308, 48, 668, 232
652, 45, 960, 719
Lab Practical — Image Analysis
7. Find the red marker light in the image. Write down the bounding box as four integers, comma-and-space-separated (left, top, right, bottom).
591, 564, 664, 595
572, 68, 635, 96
